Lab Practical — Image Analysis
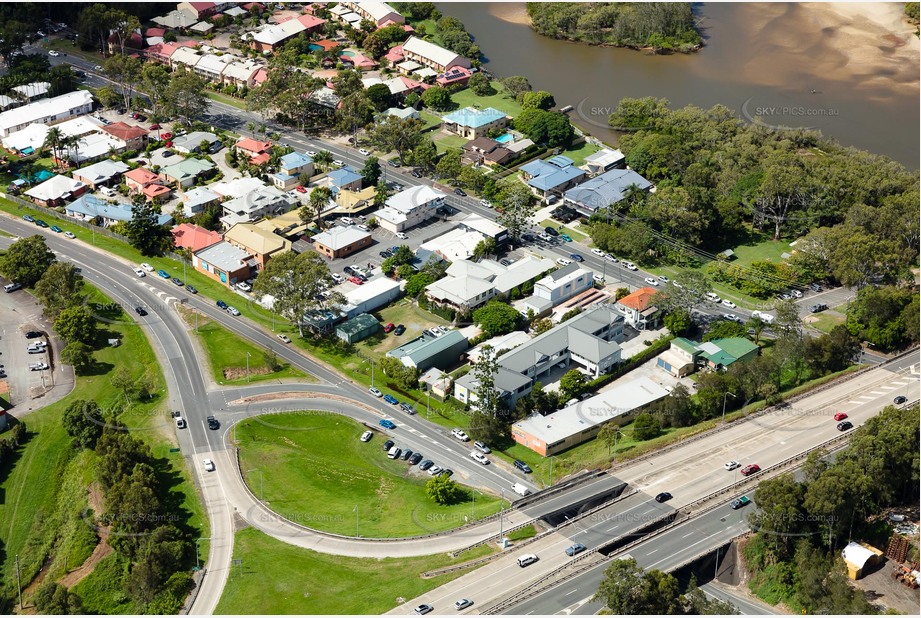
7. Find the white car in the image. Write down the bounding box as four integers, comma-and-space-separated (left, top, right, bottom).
706, 292, 722, 303
556, 258, 571, 267
133, 268, 146, 277
395, 232, 408, 240
644, 277, 659, 286
369, 387, 383, 397
593, 273, 605, 283
330, 273, 344, 283
48, 50, 59, 57
358, 148, 370, 156
175, 417, 186, 429
721, 299, 737, 309
428, 465, 443, 476
451, 428, 469, 442
64, 231, 76, 239
307, 150, 317, 157
723, 313, 741, 322
659, 275, 669, 283
480, 199, 491, 208
360, 430, 373, 442
203, 458, 215, 472
140, 263, 154, 272
604, 253, 618, 263
339, 217, 354, 225
29, 362, 49, 371
790, 289, 803, 298
333, 159, 345, 167
724, 461, 740, 471
236, 282, 252, 292
94, 65, 103, 71
470, 451, 489, 465
591, 248, 605, 257
277, 334, 291, 344
624, 262, 638, 271
355, 224, 370, 232
226, 306, 241, 316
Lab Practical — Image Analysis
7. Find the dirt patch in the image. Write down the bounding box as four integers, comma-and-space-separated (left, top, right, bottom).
60, 482, 113, 589
222, 365, 273, 380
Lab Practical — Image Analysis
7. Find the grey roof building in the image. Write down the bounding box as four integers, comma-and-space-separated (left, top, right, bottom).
563, 168, 653, 215
387, 330, 469, 372
172, 131, 221, 153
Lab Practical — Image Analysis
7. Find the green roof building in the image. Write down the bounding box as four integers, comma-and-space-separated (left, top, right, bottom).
336, 313, 379, 344
657, 336, 758, 377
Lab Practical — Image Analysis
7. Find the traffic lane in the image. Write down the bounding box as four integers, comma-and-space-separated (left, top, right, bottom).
560, 493, 677, 549
700, 582, 780, 615
519, 473, 627, 518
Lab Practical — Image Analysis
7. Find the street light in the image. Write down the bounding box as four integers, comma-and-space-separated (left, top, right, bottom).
246, 351, 251, 382
721, 391, 737, 424
353, 504, 359, 537
610, 427, 626, 462
246, 468, 263, 502
194, 537, 211, 570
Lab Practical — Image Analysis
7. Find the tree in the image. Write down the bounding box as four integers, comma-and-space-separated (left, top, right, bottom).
103, 54, 144, 113
531, 318, 553, 335
34, 262, 85, 319
77, 3, 119, 56
55, 305, 97, 345
95, 85, 120, 109
336, 91, 373, 133
473, 301, 520, 337
749, 474, 806, 562
682, 575, 738, 614
367, 116, 424, 164
412, 138, 437, 171
164, 71, 209, 126
360, 156, 381, 187
33, 582, 83, 615
42, 126, 65, 170
467, 72, 493, 96
495, 180, 536, 243
0, 235, 56, 287
469, 346, 506, 443
48, 65, 77, 98
593, 557, 681, 614
331, 68, 363, 98
61, 341, 95, 375
528, 110, 574, 147
662, 307, 691, 336
404, 272, 434, 297
142, 64, 174, 121
425, 474, 461, 505
0, 20, 28, 69
501, 75, 532, 99
472, 237, 496, 260
365, 82, 393, 111
559, 369, 587, 401
392, 245, 414, 265
253, 251, 341, 337
312, 150, 334, 171
632, 413, 661, 440
435, 149, 462, 180
124, 203, 173, 257
62, 399, 104, 449
521, 90, 555, 111
804, 325, 860, 374
421, 85, 452, 111
703, 318, 748, 342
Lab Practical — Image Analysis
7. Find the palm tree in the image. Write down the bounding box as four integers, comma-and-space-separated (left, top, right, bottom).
59, 134, 82, 170
308, 186, 332, 230
313, 150, 334, 172
43, 127, 64, 170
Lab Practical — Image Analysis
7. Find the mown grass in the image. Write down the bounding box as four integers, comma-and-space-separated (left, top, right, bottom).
450, 81, 523, 118
561, 141, 602, 166
215, 527, 495, 615
540, 219, 590, 243
236, 412, 503, 538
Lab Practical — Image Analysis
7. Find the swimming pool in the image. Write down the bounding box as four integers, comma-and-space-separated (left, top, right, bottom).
494, 133, 513, 144
339, 50, 356, 58
308, 44, 323, 52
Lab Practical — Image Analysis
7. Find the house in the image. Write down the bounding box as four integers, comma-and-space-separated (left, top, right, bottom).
511, 376, 668, 456
66, 194, 172, 227
221, 59, 264, 88
581, 148, 625, 175
364, 75, 427, 97
56, 132, 125, 167
152, 9, 199, 29
337, 1, 404, 28
467, 331, 533, 364
455, 305, 625, 413
106, 31, 144, 54
176, 2, 217, 19
123, 167, 171, 203
172, 131, 221, 154
71, 160, 130, 189
374, 185, 446, 233
436, 66, 472, 88
382, 106, 421, 121
418, 227, 484, 262
563, 168, 653, 216
425, 275, 496, 313
223, 222, 291, 269
334, 186, 377, 213
425, 255, 554, 312
336, 313, 380, 344
462, 137, 515, 167
341, 52, 377, 71
190, 21, 214, 35
0, 90, 94, 138
312, 226, 372, 260
387, 330, 469, 372
220, 186, 295, 228
456, 213, 508, 245
442, 107, 510, 140
657, 337, 760, 377
519, 155, 586, 197
247, 14, 326, 53
402, 36, 470, 72
0, 95, 18, 111
210, 176, 266, 200
341, 277, 401, 319
615, 287, 660, 331
234, 137, 272, 165
169, 46, 203, 72
101, 122, 149, 151
24, 175, 86, 206
11, 82, 50, 103
159, 157, 215, 188
654, 337, 699, 378
145, 41, 194, 65
491, 256, 556, 297
271, 151, 314, 190
171, 222, 221, 252
533, 263, 593, 307
383, 45, 404, 64
193, 240, 256, 286
193, 53, 234, 83
325, 166, 364, 192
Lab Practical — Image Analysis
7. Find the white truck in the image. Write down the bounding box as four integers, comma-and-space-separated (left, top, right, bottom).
511, 482, 531, 497
751, 310, 776, 325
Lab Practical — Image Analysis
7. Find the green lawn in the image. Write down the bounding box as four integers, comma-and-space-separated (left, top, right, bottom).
205, 90, 247, 111
419, 110, 444, 130
561, 141, 602, 166
450, 81, 523, 118
433, 132, 470, 154
215, 527, 495, 614
804, 311, 846, 334
540, 219, 590, 243
236, 412, 504, 538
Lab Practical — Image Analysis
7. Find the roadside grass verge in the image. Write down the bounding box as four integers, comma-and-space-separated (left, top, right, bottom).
804, 311, 846, 334
215, 527, 495, 615
205, 90, 247, 111
236, 412, 503, 538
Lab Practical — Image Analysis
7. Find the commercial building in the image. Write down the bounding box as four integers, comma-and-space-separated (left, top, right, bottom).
511, 376, 669, 456
0, 90, 94, 137
401, 36, 470, 72
223, 222, 291, 269
442, 107, 509, 140
374, 185, 446, 233
615, 287, 660, 330
563, 168, 653, 216
533, 262, 594, 306
341, 277, 401, 319
387, 330, 469, 372
312, 226, 372, 259
193, 240, 256, 286
336, 313, 380, 344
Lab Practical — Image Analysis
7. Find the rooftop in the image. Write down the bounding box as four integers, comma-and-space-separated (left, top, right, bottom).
617, 287, 658, 312
194, 240, 253, 272
67, 194, 172, 225
171, 222, 222, 252
312, 225, 371, 251
0, 90, 94, 134
442, 106, 507, 129
564, 168, 653, 210
403, 35, 468, 68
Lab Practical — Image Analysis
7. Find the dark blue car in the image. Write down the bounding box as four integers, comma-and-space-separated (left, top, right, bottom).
383, 394, 399, 405
379, 419, 396, 429
569, 253, 584, 262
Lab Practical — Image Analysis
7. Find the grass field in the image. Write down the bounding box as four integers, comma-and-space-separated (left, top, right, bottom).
450, 81, 523, 118
205, 90, 247, 111
540, 219, 590, 243
215, 527, 495, 614
561, 141, 602, 166
804, 311, 846, 334
433, 132, 470, 154
236, 412, 504, 538
419, 110, 444, 130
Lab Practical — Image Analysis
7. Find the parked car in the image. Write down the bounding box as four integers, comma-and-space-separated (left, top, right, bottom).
64, 231, 76, 239
4, 283, 22, 293
514, 460, 532, 473
383, 323, 395, 333
544, 226, 559, 237
348, 276, 363, 285
473, 441, 491, 454
730, 496, 751, 509
379, 419, 396, 429
225, 306, 241, 316
34, 219, 48, 228
428, 465, 443, 476
216, 300, 228, 310
382, 439, 394, 451
655, 492, 673, 503
22, 214, 34, 222
185, 284, 198, 294
394, 324, 406, 335
358, 148, 371, 156
418, 459, 434, 471
740, 464, 761, 476
360, 430, 373, 442
140, 263, 154, 272
409, 453, 423, 465
330, 273, 344, 284
24, 331, 42, 339
369, 387, 382, 397
50, 225, 62, 233
379, 250, 392, 259
396, 232, 409, 240
565, 543, 586, 557
157, 269, 170, 279
29, 362, 49, 371
171, 277, 184, 286
410, 169, 422, 178
400, 402, 416, 415
175, 417, 186, 429
401, 449, 414, 461
721, 300, 737, 309
236, 282, 252, 292
162, 149, 174, 157
387, 159, 400, 167
383, 394, 399, 405
454, 188, 467, 197
451, 428, 469, 441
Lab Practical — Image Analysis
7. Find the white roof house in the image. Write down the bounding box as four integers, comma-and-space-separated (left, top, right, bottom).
222, 59, 263, 85
11, 82, 50, 101
71, 160, 130, 186
194, 53, 234, 81
419, 228, 485, 262
64, 132, 125, 164
374, 185, 446, 233
1, 123, 49, 153
0, 90, 94, 137
582, 148, 625, 175
425, 275, 496, 310
25, 175, 85, 203
402, 36, 470, 71
338, 1, 404, 26
210, 177, 266, 200
170, 47, 203, 70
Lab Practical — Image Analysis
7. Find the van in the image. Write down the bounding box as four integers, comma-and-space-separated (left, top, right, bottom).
99, 186, 116, 197
511, 483, 531, 497
387, 446, 401, 459
4, 283, 22, 293
705, 292, 721, 303
517, 554, 539, 568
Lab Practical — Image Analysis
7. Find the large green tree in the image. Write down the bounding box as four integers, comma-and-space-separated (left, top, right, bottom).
0, 234, 56, 287
124, 203, 173, 257
253, 251, 342, 337
473, 301, 520, 337
62, 399, 105, 449
34, 262, 85, 320
55, 305, 97, 345
164, 71, 209, 126
593, 557, 682, 614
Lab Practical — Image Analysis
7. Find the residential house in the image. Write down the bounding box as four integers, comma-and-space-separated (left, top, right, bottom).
424, 256, 553, 313
336, 313, 380, 344
334, 186, 377, 213
533, 262, 594, 307
436, 66, 472, 88
519, 155, 586, 198
340, 52, 377, 71
193, 240, 256, 286
581, 148, 625, 175
382, 106, 421, 121
0, 90, 94, 138
402, 36, 470, 72
172, 131, 221, 154
456, 213, 508, 245
145, 41, 195, 65
221, 59, 264, 88
387, 330, 469, 372
56, 132, 125, 167
656, 337, 759, 377
152, 9, 199, 29
171, 222, 221, 252
325, 166, 363, 192
176, 1, 215, 19
271, 151, 314, 191
563, 167, 653, 216
337, 1, 404, 28
615, 287, 660, 330
425, 275, 495, 313
374, 185, 446, 233
442, 106, 509, 140
11, 82, 50, 103
312, 226, 372, 259
159, 157, 215, 188
383, 45, 404, 64
0, 95, 18, 111
123, 167, 172, 203
101, 122, 148, 151
247, 14, 326, 53
418, 227, 484, 262
223, 222, 291, 269
210, 176, 266, 200
234, 137, 272, 165
24, 175, 86, 206
106, 31, 144, 55
66, 194, 172, 227
71, 160, 130, 190
193, 53, 235, 83
363, 75, 427, 98
220, 185, 295, 228
462, 136, 515, 167
169, 46, 203, 72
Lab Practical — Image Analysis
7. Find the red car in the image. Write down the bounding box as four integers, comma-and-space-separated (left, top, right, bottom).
383, 323, 395, 333
295, 185, 307, 193
149, 123, 161, 130
348, 276, 363, 285
833, 412, 847, 421
740, 464, 761, 476
161, 132, 173, 140
164, 140, 173, 147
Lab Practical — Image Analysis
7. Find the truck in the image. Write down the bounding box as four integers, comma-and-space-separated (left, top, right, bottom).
511, 482, 531, 497
751, 310, 775, 325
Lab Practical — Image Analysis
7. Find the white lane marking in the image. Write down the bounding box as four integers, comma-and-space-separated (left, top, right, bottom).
565, 589, 579, 596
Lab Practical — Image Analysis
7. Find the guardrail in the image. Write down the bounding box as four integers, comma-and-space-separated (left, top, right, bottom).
510, 468, 607, 510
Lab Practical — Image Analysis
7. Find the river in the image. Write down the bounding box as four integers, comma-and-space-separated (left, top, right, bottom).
437, 2, 919, 168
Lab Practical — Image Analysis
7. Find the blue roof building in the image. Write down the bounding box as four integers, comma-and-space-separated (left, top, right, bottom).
520, 156, 586, 196
326, 166, 363, 192
65, 194, 172, 227
442, 106, 510, 139
563, 168, 653, 215
272, 152, 315, 191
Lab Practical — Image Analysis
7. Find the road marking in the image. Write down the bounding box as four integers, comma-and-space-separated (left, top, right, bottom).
647, 547, 659, 554
565, 589, 579, 596
682, 531, 696, 538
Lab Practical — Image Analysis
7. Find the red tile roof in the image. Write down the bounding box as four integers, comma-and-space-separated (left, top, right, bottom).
253, 68, 268, 84
383, 45, 404, 62
146, 27, 166, 37
143, 183, 172, 199
235, 138, 272, 154
103, 122, 148, 142
172, 223, 221, 252
124, 167, 160, 184
297, 14, 326, 29
249, 152, 271, 166
617, 287, 658, 312
312, 39, 340, 51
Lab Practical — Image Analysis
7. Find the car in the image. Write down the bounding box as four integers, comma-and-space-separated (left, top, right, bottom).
348, 276, 363, 285
659, 275, 669, 283
94, 65, 103, 71
226, 306, 241, 316
569, 253, 584, 262
837, 421, 853, 431
50, 225, 62, 233
396, 232, 409, 240
387, 159, 400, 167
809, 303, 828, 313
428, 465, 443, 476
185, 285, 198, 294
277, 334, 291, 344
480, 199, 492, 208
171, 277, 184, 286
136, 115, 147, 122
134, 306, 148, 316
22, 214, 34, 222
409, 453, 423, 465
593, 273, 606, 284
556, 258, 571, 267
162, 149, 174, 157
474, 441, 491, 454
140, 263, 154, 272
64, 231, 76, 239
382, 439, 394, 451
894, 395, 907, 404
544, 226, 559, 237
216, 300, 228, 310
356, 224, 370, 232
410, 169, 422, 178
418, 459, 434, 471
412, 602, 433, 615
149, 123, 161, 130
604, 253, 618, 263
48, 50, 59, 57
453, 188, 467, 197
740, 464, 761, 476
236, 282, 252, 292
360, 430, 373, 442
29, 362, 49, 371
565, 543, 587, 557
454, 599, 473, 611
790, 289, 803, 298
451, 428, 469, 441
160, 132, 173, 140
203, 459, 215, 472
369, 387, 383, 397
722, 299, 737, 309
558, 234, 572, 242
655, 492, 673, 503
441, 468, 454, 477
470, 451, 489, 465
358, 148, 370, 156
624, 262, 638, 271
514, 460, 532, 473
705, 292, 722, 303
25, 331, 42, 339
330, 273, 344, 284
394, 324, 406, 335
207, 415, 219, 429
4, 282, 22, 293
379, 250, 392, 259
34, 219, 48, 228
644, 277, 660, 286
833, 412, 848, 421
388, 447, 402, 460
176, 417, 186, 429
383, 394, 399, 405
723, 313, 741, 322
517, 554, 539, 568
724, 460, 740, 471
730, 496, 751, 510
157, 269, 170, 279
133, 268, 146, 277
333, 159, 344, 167
379, 419, 396, 429
306, 150, 317, 157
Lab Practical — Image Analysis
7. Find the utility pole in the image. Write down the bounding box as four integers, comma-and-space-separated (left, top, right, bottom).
15, 554, 22, 609
246, 351, 251, 382
194, 538, 211, 571
722, 391, 736, 424
498, 490, 504, 545
549, 456, 554, 485
370, 358, 375, 387
353, 505, 359, 537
